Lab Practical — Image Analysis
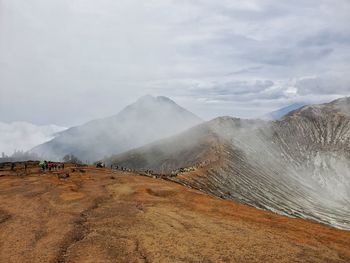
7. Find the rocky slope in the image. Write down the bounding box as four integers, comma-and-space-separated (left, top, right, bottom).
30, 95, 202, 162
107, 97, 350, 229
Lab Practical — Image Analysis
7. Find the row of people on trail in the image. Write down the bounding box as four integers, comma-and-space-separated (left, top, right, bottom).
39, 161, 64, 171
110, 165, 153, 174
110, 165, 134, 172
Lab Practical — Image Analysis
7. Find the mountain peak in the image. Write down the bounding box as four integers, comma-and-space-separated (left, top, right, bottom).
329, 96, 350, 104
136, 95, 176, 105
328, 96, 350, 111
136, 94, 155, 103
156, 96, 176, 104
31, 95, 202, 161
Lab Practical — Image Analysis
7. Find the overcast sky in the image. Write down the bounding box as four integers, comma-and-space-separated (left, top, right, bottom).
1, 0, 350, 126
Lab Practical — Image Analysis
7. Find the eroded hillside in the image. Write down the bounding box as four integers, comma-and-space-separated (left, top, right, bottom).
108, 98, 350, 230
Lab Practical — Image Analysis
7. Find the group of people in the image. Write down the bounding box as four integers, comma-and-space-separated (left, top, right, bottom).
111, 165, 131, 171
39, 161, 64, 171
111, 165, 141, 173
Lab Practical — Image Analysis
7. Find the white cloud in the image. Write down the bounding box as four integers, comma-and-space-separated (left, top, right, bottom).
0, 122, 66, 155
0, 0, 349, 124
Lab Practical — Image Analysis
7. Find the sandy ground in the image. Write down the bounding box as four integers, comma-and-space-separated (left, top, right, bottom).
0, 165, 350, 263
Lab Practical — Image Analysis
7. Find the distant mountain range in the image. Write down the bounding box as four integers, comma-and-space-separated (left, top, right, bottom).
262, 102, 306, 120
107, 97, 350, 230
30, 95, 202, 162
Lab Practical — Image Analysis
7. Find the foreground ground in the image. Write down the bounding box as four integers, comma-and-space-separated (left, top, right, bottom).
0, 165, 350, 263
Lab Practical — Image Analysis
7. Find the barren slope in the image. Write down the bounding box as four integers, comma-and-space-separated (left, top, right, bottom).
107, 97, 350, 230
1, 166, 350, 262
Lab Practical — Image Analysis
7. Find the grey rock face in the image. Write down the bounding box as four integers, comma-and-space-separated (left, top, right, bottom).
109, 97, 350, 229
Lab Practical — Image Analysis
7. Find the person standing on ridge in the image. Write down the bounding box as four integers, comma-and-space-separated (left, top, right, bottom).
39, 161, 45, 171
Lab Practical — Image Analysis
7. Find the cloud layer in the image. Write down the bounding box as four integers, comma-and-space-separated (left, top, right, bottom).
0, 122, 66, 155
0, 0, 349, 123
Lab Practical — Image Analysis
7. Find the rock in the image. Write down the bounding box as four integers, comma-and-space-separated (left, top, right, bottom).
58, 173, 70, 179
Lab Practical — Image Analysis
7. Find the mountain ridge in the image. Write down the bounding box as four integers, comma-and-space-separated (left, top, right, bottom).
107, 97, 350, 230
30, 95, 202, 162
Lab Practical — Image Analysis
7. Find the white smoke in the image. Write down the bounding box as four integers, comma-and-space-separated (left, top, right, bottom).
0, 121, 66, 155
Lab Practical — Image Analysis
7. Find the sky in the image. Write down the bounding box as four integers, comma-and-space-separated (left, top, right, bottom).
1, 0, 350, 126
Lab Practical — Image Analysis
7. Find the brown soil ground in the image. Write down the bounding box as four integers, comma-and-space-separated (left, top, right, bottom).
0, 165, 349, 263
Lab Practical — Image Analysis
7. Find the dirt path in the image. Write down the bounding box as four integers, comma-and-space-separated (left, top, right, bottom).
0, 167, 349, 262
